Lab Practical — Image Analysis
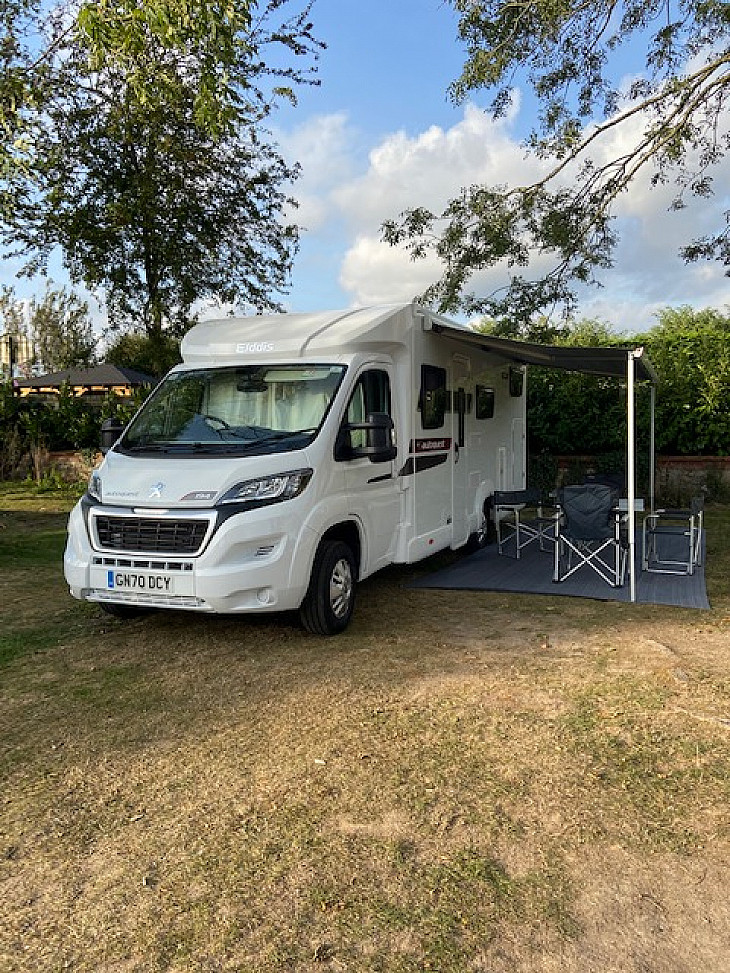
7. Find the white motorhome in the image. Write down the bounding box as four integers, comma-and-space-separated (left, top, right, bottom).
64, 303, 527, 634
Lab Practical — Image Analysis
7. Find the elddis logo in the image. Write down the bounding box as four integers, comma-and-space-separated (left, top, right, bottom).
236, 341, 274, 354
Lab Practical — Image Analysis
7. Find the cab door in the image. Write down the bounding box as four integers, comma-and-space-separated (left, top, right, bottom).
337, 366, 401, 575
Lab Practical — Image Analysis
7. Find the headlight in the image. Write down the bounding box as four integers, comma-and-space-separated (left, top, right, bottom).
87, 471, 102, 502
218, 468, 313, 506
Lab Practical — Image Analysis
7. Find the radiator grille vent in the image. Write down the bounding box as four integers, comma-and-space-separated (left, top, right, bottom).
95, 516, 208, 555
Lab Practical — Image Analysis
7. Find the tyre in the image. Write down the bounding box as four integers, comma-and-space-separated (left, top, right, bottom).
464, 518, 489, 553
464, 503, 492, 553
299, 539, 357, 636
98, 602, 152, 619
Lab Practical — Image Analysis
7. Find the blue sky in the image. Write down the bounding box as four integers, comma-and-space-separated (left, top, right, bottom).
2, 0, 729, 336
270, 0, 470, 310
269, 0, 730, 332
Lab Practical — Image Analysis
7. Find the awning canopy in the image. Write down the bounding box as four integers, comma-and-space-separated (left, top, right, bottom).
427, 315, 658, 604
429, 321, 658, 384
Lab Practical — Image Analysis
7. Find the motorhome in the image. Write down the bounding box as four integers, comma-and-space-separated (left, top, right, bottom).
64, 303, 527, 634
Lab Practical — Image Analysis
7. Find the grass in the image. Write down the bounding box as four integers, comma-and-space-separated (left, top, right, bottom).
1, 482, 730, 972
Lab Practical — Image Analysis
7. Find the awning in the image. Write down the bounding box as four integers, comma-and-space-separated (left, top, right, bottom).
428, 321, 658, 384
426, 315, 658, 604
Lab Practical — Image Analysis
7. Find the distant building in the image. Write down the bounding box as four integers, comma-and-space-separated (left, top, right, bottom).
0, 332, 35, 378
14, 364, 156, 398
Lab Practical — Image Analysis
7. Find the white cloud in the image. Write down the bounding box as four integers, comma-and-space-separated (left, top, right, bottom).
288, 95, 730, 330
332, 99, 542, 228
327, 100, 556, 307
338, 236, 442, 305
275, 111, 357, 232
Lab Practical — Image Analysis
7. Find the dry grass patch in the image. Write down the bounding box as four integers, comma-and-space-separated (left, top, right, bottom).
1, 487, 729, 972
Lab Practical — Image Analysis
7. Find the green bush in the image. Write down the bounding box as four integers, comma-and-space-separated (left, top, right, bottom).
526, 308, 730, 460
0, 381, 149, 480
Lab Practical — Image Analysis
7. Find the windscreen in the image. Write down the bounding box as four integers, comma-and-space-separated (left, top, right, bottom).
119, 365, 346, 455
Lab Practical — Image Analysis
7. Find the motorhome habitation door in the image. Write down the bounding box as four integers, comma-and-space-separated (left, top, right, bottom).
511, 417, 526, 490
451, 355, 470, 547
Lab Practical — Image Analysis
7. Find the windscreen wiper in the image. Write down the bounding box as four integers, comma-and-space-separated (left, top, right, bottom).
121, 443, 173, 453
249, 427, 318, 445
122, 441, 217, 452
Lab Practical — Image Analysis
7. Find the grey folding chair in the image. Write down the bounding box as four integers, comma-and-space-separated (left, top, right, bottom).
642, 496, 704, 576
494, 488, 558, 559
553, 483, 628, 586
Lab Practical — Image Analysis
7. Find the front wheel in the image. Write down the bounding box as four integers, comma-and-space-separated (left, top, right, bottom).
299, 540, 357, 636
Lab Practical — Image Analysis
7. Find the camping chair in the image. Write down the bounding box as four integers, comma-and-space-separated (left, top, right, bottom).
494, 488, 559, 559
642, 496, 704, 576
553, 483, 628, 586
582, 470, 624, 502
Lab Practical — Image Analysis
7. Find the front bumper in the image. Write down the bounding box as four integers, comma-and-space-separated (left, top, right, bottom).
63, 500, 316, 614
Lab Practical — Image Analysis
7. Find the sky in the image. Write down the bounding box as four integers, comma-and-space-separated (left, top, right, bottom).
268, 0, 730, 334
2, 0, 729, 337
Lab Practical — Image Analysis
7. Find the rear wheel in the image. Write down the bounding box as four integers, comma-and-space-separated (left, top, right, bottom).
299, 539, 357, 636
464, 502, 492, 553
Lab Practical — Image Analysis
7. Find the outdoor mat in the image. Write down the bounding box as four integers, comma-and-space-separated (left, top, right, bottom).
409, 531, 710, 610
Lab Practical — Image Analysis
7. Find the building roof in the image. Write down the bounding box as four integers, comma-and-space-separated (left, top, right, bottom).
15, 364, 156, 390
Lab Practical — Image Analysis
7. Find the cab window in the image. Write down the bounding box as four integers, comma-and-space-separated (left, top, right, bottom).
339, 369, 392, 454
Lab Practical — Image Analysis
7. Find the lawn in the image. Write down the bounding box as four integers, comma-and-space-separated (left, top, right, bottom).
1, 482, 729, 972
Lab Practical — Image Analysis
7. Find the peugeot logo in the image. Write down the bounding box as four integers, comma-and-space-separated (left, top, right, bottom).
149, 482, 165, 499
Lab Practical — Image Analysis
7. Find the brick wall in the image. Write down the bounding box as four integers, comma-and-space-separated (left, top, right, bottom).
552, 454, 730, 503
48, 451, 101, 481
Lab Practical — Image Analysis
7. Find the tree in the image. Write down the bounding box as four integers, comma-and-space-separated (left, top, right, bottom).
640, 306, 730, 454
0, 285, 24, 333
2, 0, 264, 175
1, 1, 321, 346
383, 1, 730, 320
105, 331, 181, 378
31, 284, 97, 372
473, 312, 568, 343
1, 283, 96, 373
513, 308, 730, 461
0, 285, 33, 376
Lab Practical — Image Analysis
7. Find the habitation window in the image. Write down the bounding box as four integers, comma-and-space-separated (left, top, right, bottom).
509, 367, 524, 397
420, 364, 447, 429
475, 385, 495, 419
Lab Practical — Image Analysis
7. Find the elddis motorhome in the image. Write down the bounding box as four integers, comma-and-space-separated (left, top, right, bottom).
64, 304, 527, 634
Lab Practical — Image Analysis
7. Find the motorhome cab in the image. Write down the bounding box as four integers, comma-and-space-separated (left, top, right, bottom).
64, 304, 527, 634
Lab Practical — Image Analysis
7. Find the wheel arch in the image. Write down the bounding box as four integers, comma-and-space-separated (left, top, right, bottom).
318, 519, 362, 578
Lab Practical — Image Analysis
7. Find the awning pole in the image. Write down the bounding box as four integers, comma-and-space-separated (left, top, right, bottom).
650, 383, 656, 513
627, 351, 637, 603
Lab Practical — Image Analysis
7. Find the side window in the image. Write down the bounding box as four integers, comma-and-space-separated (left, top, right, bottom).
475, 385, 495, 419
509, 367, 524, 397
345, 369, 392, 449
420, 364, 447, 429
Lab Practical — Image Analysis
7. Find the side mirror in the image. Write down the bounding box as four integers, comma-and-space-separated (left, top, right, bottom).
347, 412, 397, 462
100, 417, 124, 454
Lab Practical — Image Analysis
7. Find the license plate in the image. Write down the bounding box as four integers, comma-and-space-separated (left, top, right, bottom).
107, 570, 174, 594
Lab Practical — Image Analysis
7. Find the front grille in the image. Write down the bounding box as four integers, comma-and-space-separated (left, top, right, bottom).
95, 516, 209, 555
